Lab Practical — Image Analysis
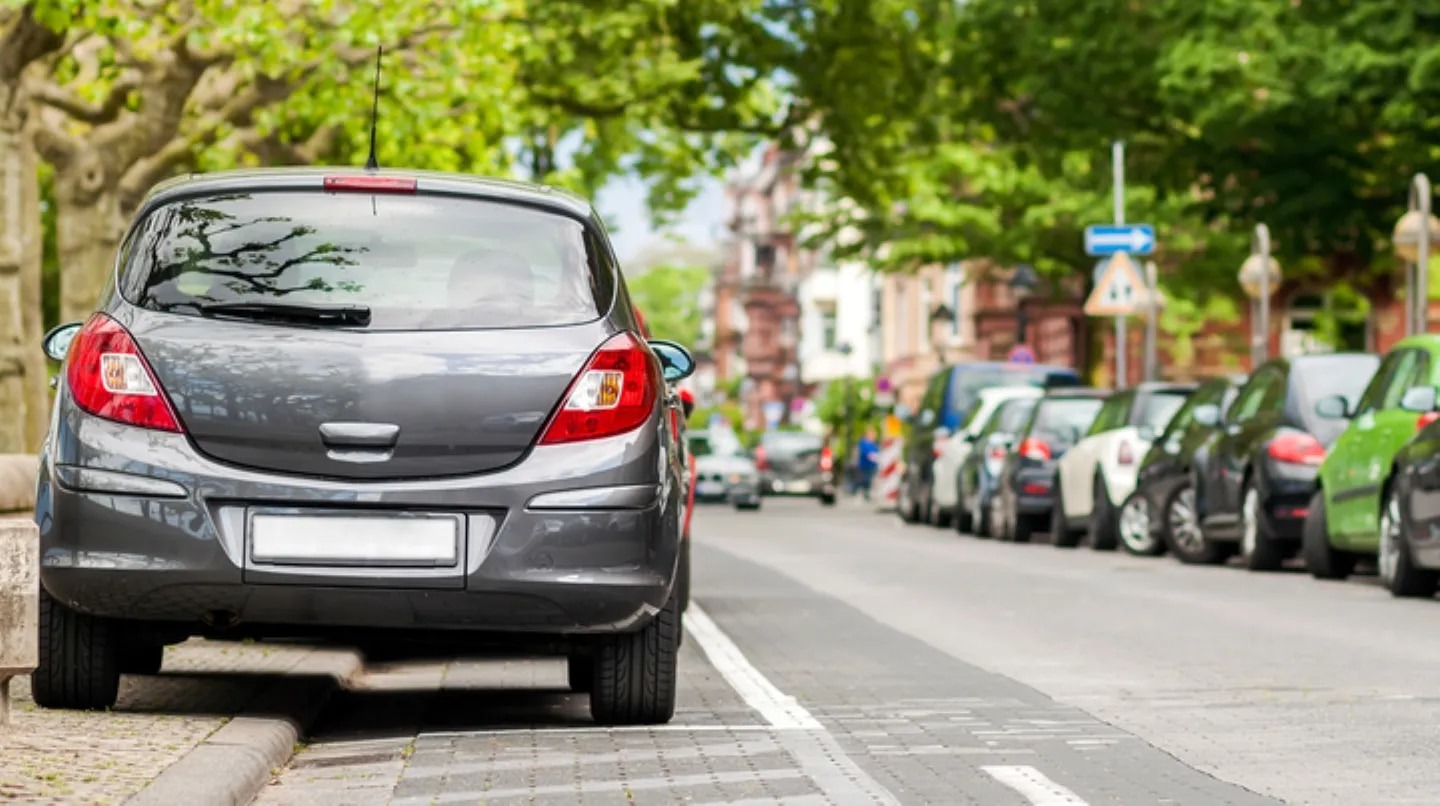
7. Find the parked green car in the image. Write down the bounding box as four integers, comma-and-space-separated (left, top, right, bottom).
1304, 335, 1440, 579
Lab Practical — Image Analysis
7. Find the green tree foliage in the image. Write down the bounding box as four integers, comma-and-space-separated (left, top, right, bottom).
626, 264, 710, 347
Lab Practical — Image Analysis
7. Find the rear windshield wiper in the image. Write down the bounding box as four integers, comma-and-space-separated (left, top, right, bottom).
198, 301, 372, 327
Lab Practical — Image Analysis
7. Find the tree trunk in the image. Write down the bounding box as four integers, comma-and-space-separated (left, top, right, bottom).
0, 116, 49, 452
53, 146, 124, 325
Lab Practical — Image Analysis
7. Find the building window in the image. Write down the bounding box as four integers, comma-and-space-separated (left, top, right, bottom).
1282, 291, 1369, 355
818, 301, 838, 349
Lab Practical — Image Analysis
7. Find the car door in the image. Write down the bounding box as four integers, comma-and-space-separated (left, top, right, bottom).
1061, 391, 1131, 518
1204, 366, 1283, 528
908, 371, 949, 500
1324, 350, 1405, 540
1340, 349, 1425, 545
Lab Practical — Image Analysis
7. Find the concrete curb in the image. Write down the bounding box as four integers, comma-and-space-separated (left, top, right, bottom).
127, 648, 363, 806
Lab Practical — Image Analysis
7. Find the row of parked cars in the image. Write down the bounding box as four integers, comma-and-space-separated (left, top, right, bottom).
686, 426, 839, 510
898, 340, 1440, 597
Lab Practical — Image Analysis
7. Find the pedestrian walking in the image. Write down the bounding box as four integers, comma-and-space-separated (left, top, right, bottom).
855, 428, 879, 500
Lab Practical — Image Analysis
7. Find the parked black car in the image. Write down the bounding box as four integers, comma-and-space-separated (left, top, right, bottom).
900, 361, 1080, 524
1193, 353, 1379, 571
957, 395, 1040, 537
1379, 392, 1440, 597
1124, 375, 1247, 562
993, 388, 1108, 542
755, 430, 837, 504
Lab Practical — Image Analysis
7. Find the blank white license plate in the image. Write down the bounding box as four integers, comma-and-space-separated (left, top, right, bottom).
250, 513, 461, 566
786, 481, 813, 493
697, 481, 727, 495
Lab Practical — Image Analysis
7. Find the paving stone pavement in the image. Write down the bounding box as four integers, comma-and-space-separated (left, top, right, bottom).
0, 639, 351, 804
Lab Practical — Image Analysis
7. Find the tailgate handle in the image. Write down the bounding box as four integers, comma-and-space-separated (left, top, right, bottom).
320, 422, 400, 449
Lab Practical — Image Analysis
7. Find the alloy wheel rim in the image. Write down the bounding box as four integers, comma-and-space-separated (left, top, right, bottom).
1379, 492, 1401, 582
1120, 497, 1152, 551
1170, 488, 1202, 552
1241, 488, 1259, 557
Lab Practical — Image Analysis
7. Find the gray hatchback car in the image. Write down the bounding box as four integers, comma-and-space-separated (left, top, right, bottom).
34, 168, 696, 726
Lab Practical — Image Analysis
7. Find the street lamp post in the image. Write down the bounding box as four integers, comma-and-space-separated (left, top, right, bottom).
1393, 173, 1440, 336
1009, 263, 1039, 349
1238, 224, 1281, 366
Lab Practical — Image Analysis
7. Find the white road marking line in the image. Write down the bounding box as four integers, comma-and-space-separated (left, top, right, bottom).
416, 724, 779, 739
684, 603, 823, 730
982, 765, 1090, 805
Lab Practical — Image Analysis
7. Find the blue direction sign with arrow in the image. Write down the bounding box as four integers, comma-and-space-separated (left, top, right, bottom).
1084, 224, 1156, 256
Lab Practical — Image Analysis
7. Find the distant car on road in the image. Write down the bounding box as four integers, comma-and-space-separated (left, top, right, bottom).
754, 430, 837, 505
930, 386, 1044, 530
957, 395, 1040, 538
688, 428, 761, 510
900, 361, 1081, 525
33, 167, 695, 726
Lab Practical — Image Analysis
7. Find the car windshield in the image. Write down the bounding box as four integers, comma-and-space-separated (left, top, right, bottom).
1138, 391, 1190, 433
1032, 397, 1104, 450
984, 398, 1037, 437
691, 430, 743, 458
948, 366, 1079, 422
761, 431, 823, 457
119, 191, 607, 330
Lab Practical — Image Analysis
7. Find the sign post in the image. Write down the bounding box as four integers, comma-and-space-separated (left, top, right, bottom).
1083, 140, 1158, 388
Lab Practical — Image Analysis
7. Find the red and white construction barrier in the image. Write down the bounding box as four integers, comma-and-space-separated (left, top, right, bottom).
871, 436, 904, 510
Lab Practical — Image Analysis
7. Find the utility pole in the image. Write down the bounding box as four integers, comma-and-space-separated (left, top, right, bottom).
1112, 141, 1127, 388
1143, 260, 1159, 381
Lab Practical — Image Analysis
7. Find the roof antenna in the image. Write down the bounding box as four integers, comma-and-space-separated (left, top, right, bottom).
364, 46, 382, 170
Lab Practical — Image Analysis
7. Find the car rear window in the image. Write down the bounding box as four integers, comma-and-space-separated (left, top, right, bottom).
761, 431, 823, 455
1032, 397, 1104, 450
1136, 391, 1189, 432
990, 398, 1037, 435
947, 366, 1079, 421
119, 191, 609, 330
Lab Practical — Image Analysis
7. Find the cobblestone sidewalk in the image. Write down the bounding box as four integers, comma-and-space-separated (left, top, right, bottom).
0, 639, 352, 804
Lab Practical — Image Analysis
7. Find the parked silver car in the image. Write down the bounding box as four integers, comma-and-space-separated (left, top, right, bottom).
688, 428, 761, 510
34, 168, 695, 726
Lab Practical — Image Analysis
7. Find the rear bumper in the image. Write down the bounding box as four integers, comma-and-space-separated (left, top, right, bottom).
1263, 466, 1317, 542
1014, 467, 1055, 515
761, 472, 835, 498
37, 399, 682, 636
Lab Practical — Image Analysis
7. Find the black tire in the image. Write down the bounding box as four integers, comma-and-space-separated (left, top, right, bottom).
1088, 474, 1119, 551
31, 591, 122, 711
820, 492, 837, 507
589, 588, 680, 725
1379, 483, 1437, 597
1163, 483, 1230, 565
898, 475, 920, 523
118, 643, 164, 676
568, 655, 594, 693
1302, 490, 1354, 581
933, 503, 953, 529
1239, 479, 1285, 572
1012, 502, 1037, 543
1051, 479, 1083, 548
972, 491, 993, 539
954, 496, 974, 535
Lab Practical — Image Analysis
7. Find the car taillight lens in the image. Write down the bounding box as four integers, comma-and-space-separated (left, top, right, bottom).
538, 332, 659, 445
820, 446, 834, 472
66, 314, 182, 433
322, 175, 418, 194
1018, 437, 1051, 461
755, 446, 769, 470
1419, 412, 1440, 431
1117, 440, 1134, 466
1268, 432, 1325, 466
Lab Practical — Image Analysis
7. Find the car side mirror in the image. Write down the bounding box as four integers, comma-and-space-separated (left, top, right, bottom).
1400, 385, 1439, 414
1314, 394, 1352, 420
963, 432, 979, 444
648, 340, 695, 382
1192, 404, 1220, 428
42, 322, 83, 362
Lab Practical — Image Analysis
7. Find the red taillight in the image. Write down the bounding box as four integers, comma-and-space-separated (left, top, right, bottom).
755, 446, 769, 471
1018, 438, 1051, 461
66, 314, 182, 433
1117, 440, 1134, 466
1419, 412, 1440, 431
322, 175, 417, 194
987, 445, 1007, 462
538, 332, 659, 445
820, 446, 834, 472
1268, 432, 1325, 466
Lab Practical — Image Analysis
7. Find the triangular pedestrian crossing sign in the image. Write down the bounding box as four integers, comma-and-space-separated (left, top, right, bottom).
1084, 252, 1147, 317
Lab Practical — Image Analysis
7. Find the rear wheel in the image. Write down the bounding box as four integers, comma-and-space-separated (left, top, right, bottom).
1302, 490, 1354, 580
1088, 474, 1119, 551
820, 492, 837, 506
677, 539, 692, 613
1379, 484, 1437, 597
568, 655, 594, 693
972, 491, 993, 538
1240, 481, 1285, 572
1118, 492, 1163, 556
31, 592, 122, 711
898, 475, 920, 523
589, 587, 680, 725
1164, 484, 1230, 565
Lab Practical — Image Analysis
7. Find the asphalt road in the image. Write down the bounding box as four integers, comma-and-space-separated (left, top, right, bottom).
256, 497, 1440, 805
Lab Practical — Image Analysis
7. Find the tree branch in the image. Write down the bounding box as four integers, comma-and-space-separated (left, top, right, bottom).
0, 2, 64, 84
30, 76, 140, 124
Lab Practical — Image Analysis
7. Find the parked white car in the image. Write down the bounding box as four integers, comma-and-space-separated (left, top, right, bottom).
1052, 382, 1196, 551
931, 386, 1045, 526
